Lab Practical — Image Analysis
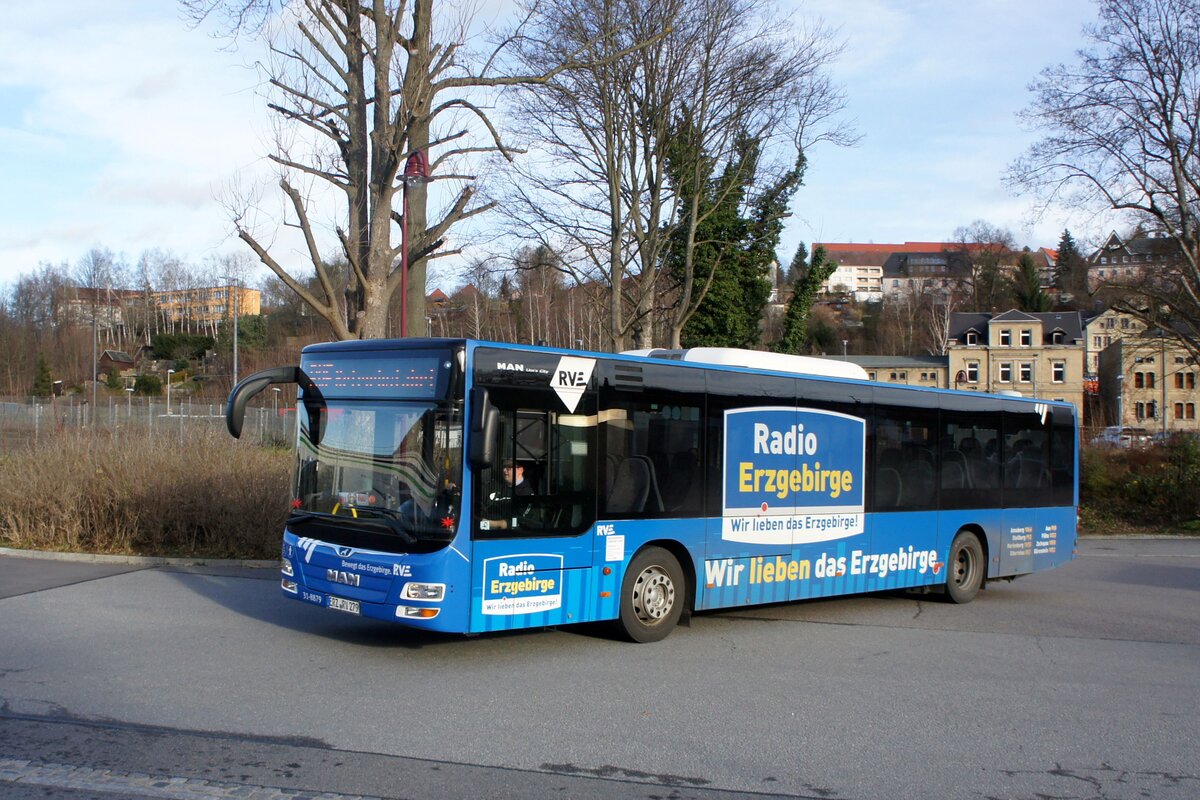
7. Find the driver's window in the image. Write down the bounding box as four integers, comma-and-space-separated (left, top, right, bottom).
473, 393, 596, 538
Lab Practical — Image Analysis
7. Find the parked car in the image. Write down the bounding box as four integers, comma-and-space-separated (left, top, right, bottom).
1091, 426, 1151, 447
1151, 430, 1200, 445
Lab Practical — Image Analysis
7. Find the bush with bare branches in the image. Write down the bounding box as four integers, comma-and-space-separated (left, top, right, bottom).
0, 429, 291, 558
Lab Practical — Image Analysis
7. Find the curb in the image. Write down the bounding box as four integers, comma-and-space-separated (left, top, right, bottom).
0, 546, 276, 569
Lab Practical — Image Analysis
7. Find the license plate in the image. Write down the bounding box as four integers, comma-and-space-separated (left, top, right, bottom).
328, 596, 360, 615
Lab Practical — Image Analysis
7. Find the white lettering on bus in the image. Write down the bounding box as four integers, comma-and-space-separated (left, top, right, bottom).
753, 423, 819, 456
498, 560, 536, 577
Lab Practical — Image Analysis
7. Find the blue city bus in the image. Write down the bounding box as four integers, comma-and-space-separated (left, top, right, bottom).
226, 338, 1078, 642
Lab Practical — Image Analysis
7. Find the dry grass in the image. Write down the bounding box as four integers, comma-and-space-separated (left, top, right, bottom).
0, 427, 291, 558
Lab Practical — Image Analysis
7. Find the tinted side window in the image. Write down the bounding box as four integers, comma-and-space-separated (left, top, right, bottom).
939, 407, 1003, 510
1049, 406, 1076, 507
872, 389, 939, 511
1003, 405, 1053, 507
600, 362, 705, 519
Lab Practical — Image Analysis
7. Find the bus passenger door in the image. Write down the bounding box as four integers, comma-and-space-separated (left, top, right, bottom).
467, 351, 599, 634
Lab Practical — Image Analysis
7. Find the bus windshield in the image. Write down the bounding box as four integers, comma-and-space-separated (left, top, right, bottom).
294, 399, 463, 544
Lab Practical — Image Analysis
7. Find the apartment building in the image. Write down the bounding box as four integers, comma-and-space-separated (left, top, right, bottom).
816, 243, 893, 301
1098, 328, 1200, 433
59, 287, 143, 334
843, 355, 949, 388
152, 284, 261, 327
816, 241, 1046, 303
1087, 231, 1180, 292
1084, 308, 1144, 375
945, 310, 1087, 414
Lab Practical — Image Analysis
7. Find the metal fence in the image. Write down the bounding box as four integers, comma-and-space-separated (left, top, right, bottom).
0, 396, 296, 448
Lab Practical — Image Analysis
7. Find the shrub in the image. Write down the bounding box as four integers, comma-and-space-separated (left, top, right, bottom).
134, 374, 162, 395
1122, 436, 1200, 524
1080, 438, 1200, 529
0, 427, 291, 558
151, 333, 214, 361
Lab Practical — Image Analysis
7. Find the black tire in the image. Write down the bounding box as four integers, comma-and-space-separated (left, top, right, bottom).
945, 530, 984, 604
617, 547, 685, 643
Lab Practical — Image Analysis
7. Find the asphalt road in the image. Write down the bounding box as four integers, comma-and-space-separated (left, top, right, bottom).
0, 537, 1197, 800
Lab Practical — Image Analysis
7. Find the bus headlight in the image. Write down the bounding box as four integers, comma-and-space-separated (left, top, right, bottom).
281, 579, 298, 593
401, 582, 445, 601
281, 558, 294, 577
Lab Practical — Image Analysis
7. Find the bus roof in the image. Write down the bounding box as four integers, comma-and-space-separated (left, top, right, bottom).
624, 347, 870, 381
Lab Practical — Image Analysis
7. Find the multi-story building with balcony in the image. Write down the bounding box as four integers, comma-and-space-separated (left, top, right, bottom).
816, 243, 894, 301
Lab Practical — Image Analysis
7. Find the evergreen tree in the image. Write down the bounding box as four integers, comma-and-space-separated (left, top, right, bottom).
680, 138, 805, 348
740, 153, 806, 341
669, 135, 755, 348
133, 375, 162, 396
1012, 251, 1053, 312
776, 245, 835, 353
1054, 229, 1088, 298
787, 242, 809, 285
31, 353, 52, 397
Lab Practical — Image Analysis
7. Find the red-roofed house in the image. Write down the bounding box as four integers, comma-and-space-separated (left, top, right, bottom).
818, 242, 977, 301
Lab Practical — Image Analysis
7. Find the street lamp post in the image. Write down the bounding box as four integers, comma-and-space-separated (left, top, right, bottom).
399, 149, 431, 337
1160, 330, 1167, 437
1116, 373, 1124, 427
222, 277, 239, 385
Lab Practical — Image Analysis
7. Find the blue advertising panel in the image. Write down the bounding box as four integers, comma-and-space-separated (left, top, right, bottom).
481, 553, 565, 616
722, 407, 866, 546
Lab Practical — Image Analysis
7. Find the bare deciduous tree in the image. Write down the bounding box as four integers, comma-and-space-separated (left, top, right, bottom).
951, 220, 1017, 311
504, 0, 850, 351
188, 0, 624, 340
1010, 0, 1200, 353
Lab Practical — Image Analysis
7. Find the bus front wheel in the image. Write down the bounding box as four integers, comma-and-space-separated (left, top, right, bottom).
617, 547, 685, 643
945, 530, 984, 604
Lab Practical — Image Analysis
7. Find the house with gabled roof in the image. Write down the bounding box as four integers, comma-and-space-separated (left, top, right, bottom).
880, 249, 973, 300
945, 310, 1087, 415
1087, 230, 1181, 292
817, 240, 1032, 303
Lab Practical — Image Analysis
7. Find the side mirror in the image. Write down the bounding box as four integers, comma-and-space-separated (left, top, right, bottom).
226, 366, 301, 438
468, 386, 498, 469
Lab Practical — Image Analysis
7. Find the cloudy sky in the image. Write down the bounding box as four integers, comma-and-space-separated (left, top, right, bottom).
0, 0, 1104, 291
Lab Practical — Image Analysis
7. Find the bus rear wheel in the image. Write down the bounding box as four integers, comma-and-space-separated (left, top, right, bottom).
617, 547, 684, 643
945, 530, 984, 604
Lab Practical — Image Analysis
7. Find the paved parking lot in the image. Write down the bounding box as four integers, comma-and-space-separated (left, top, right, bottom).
1, 537, 1197, 799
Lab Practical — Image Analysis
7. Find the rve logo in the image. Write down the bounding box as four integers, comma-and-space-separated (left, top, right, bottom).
549, 356, 595, 412
558, 368, 588, 386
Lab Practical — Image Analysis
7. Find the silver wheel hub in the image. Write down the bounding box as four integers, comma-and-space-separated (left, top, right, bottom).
633, 565, 675, 623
